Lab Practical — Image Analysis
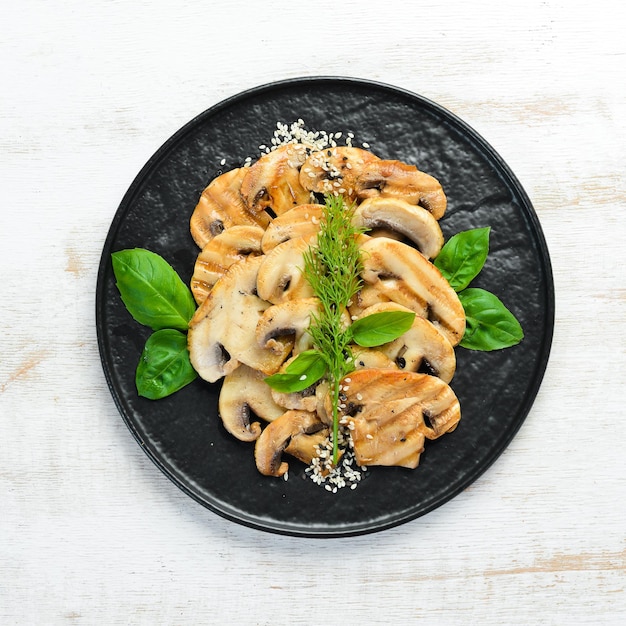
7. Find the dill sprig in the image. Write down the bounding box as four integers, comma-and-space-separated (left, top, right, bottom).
303, 194, 365, 464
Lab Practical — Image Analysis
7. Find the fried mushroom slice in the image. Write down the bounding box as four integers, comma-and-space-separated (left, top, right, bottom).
218, 365, 285, 442
260, 204, 323, 253
188, 256, 293, 383
255, 410, 325, 477
359, 237, 466, 346
256, 236, 315, 304
191, 225, 264, 304
240, 144, 311, 216
356, 303, 456, 383
352, 197, 444, 259
190, 168, 271, 249
354, 160, 447, 220
299, 146, 380, 199
340, 369, 461, 469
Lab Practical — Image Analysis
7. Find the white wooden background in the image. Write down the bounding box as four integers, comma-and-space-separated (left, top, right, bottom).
2, 1, 625, 624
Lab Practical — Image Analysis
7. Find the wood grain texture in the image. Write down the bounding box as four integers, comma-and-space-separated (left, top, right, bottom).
1, 0, 625, 624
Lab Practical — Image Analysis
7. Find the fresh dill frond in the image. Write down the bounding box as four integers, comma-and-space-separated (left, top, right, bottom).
302, 194, 366, 464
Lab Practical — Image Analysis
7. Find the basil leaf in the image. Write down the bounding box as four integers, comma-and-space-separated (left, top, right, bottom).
112, 248, 196, 331
136, 329, 197, 399
435, 227, 490, 292
265, 350, 327, 393
458, 288, 524, 351
350, 311, 416, 347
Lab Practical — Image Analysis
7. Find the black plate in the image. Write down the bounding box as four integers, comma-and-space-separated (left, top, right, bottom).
96, 77, 554, 537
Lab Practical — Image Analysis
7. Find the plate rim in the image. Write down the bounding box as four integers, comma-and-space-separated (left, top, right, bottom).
96, 76, 555, 537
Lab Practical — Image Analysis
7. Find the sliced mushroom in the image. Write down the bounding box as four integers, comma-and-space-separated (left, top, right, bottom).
240, 144, 311, 216
339, 369, 461, 469
191, 225, 264, 304
284, 427, 330, 466
254, 410, 325, 477
190, 168, 271, 249
261, 204, 323, 253
188, 256, 293, 382
353, 197, 444, 259
354, 160, 447, 220
315, 380, 331, 426
256, 236, 315, 304
351, 347, 397, 370
359, 237, 466, 346
218, 365, 285, 442
299, 146, 380, 198
256, 297, 320, 355
356, 303, 456, 383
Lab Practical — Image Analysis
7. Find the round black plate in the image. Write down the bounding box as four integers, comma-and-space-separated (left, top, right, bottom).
96, 77, 554, 537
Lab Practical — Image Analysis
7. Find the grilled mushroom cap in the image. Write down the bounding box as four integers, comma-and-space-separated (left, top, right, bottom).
218, 365, 285, 442
190, 168, 271, 249
299, 146, 380, 198
188, 256, 293, 382
359, 237, 466, 346
254, 410, 325, 477
260, 204, 323, 253
256, 236, 315, 304
356, 303, 456, 383
191, 225, 264, 304
354, 159, 447, 220
339, 369, 461, 469
352, 197, 444, 259
240, 144, 311, 216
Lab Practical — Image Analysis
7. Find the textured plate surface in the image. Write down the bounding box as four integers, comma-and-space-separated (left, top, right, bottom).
96, 77, 554, 537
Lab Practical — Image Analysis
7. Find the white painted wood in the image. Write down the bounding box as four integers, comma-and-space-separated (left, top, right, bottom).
1, 0, 625, 623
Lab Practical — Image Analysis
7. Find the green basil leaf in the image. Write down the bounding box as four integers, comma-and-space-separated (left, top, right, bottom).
112, 248, 196, 331
350, 311, 416, 347
136, 329, 197, 399
265, 350, 327, 393
459, 288, 524, 351
434, 227, 490, 292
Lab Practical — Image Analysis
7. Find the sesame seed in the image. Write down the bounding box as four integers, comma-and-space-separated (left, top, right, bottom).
219, 158, 226, 166
299, 374, 307, 381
